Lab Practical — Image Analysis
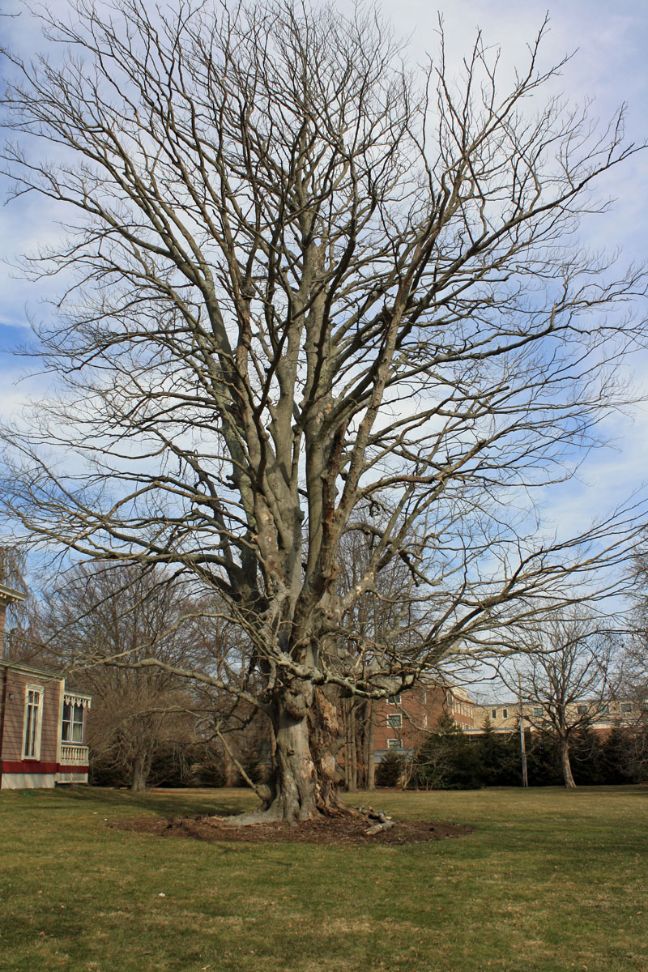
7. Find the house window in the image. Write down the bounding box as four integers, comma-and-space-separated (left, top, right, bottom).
387, 694, 401, 705
23, 686, 44, 760
491, 709, 497, 719
577, 704, 588, 715
621, 703, 633, 713
62, 702, 85, 743
387, 714, 402, 729
502, 708, 508, 719
533, 707, 543, 718
386, 739, 401, 750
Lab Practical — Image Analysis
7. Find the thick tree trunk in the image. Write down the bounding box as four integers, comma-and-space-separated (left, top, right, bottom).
221, 684, 348, 825
240, 685, 347, 823
310, 688, 346, 811
269, 704, 319, 821
560, 738, 576, 789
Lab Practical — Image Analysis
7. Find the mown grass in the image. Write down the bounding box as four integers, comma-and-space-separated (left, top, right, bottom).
0, 785, 646, 972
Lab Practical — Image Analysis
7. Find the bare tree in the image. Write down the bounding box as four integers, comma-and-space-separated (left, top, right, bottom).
504, 614, 619, 787
28, 563, 207, 790
337, 525, 414, 790
0, 546, 28, 644
1, 0, 647, 821
618, 555, 648, 779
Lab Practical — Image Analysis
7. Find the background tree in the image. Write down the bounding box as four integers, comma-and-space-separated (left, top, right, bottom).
27, 563, 208, 790
504, 615, 619, 787
621, 554, 648, 780
1, 0, 647, 822
0, 546, 28, 654
337, 525, 414, 790
410, 712, 481, 790
475, 716, 519, 787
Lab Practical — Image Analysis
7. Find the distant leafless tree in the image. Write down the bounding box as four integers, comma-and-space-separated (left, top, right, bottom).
1, 1, 647, 821
619, 555, 648, 778
0, 546, 28, 639
504, 613, 620, 787
28, 563, 208, 789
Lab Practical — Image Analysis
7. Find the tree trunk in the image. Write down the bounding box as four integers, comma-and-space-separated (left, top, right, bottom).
130, 751, 151, 792
365, 702, 375, 790
255, 685, 347, 822
268, 705, 318, 821
560, 737, 576, 789
222, 746, 239, 788
222, 684, 348, 825
344, 699, 358, 791
310, 688, 346, 813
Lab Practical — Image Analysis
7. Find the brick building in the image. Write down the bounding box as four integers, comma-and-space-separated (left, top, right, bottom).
372, 683, 479, 763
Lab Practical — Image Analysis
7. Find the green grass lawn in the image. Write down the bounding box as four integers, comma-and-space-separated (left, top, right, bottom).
0, 786, 646, 972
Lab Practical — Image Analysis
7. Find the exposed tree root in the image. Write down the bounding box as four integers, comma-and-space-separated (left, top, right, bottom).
210, 801, 389, 830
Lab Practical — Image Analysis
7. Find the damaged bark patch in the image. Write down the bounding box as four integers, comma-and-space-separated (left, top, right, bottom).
114, 814, 473, 845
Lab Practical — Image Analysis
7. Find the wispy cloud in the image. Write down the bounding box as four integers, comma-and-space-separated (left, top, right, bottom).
1, 0, 647, 546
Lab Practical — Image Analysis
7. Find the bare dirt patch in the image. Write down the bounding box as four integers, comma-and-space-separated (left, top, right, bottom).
114, 814, 473, 846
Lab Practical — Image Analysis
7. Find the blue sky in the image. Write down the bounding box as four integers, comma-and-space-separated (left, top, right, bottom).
1, 0, 648, 544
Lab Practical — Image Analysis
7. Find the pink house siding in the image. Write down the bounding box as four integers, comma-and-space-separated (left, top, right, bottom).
0, 585, 91, 789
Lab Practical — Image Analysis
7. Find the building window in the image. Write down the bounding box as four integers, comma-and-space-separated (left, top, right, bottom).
62, 702, 85, 743
23, 686, 44, 760
577, 704, 588, 715
502, 708, 508, 719
621, 703, 633, 713
533, 707, 543, 718
387, 713, 402, 729
386, 739, 401, 750
491, 709, 497, 719
599, 704, 609, 715
387, 694, 401, 705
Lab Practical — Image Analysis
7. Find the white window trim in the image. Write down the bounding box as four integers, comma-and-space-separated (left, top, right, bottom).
386, 738, 401, 750
22, 684, 44, 761
387, 713, 402, 729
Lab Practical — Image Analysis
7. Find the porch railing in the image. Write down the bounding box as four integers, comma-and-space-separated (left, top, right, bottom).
60, 743, 89, 766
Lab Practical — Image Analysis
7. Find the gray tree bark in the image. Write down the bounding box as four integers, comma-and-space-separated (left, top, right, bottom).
560, 738, 577, 789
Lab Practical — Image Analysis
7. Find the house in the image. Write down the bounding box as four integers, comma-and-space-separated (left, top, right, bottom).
0, 584, 91, 790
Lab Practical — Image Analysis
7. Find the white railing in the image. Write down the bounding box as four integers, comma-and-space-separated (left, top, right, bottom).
60, 743, 89, 766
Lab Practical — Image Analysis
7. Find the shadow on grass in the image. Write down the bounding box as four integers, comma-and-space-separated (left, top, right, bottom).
0, 785, 257, 818
57, 786, 256, 817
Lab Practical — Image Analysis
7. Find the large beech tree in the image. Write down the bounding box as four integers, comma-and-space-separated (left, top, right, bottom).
1, 1, 647, 821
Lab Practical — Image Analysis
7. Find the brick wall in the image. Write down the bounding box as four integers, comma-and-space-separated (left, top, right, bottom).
373, 684, 479, 756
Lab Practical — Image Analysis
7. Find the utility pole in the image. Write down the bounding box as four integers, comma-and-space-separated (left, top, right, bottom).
518, 674, 529, 788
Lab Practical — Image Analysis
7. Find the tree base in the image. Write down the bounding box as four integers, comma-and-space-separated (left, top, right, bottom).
215, 800, 357, 828
116, 813, 473, 845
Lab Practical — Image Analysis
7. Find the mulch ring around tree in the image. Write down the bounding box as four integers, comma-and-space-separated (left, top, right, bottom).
114, 814, 473, 845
